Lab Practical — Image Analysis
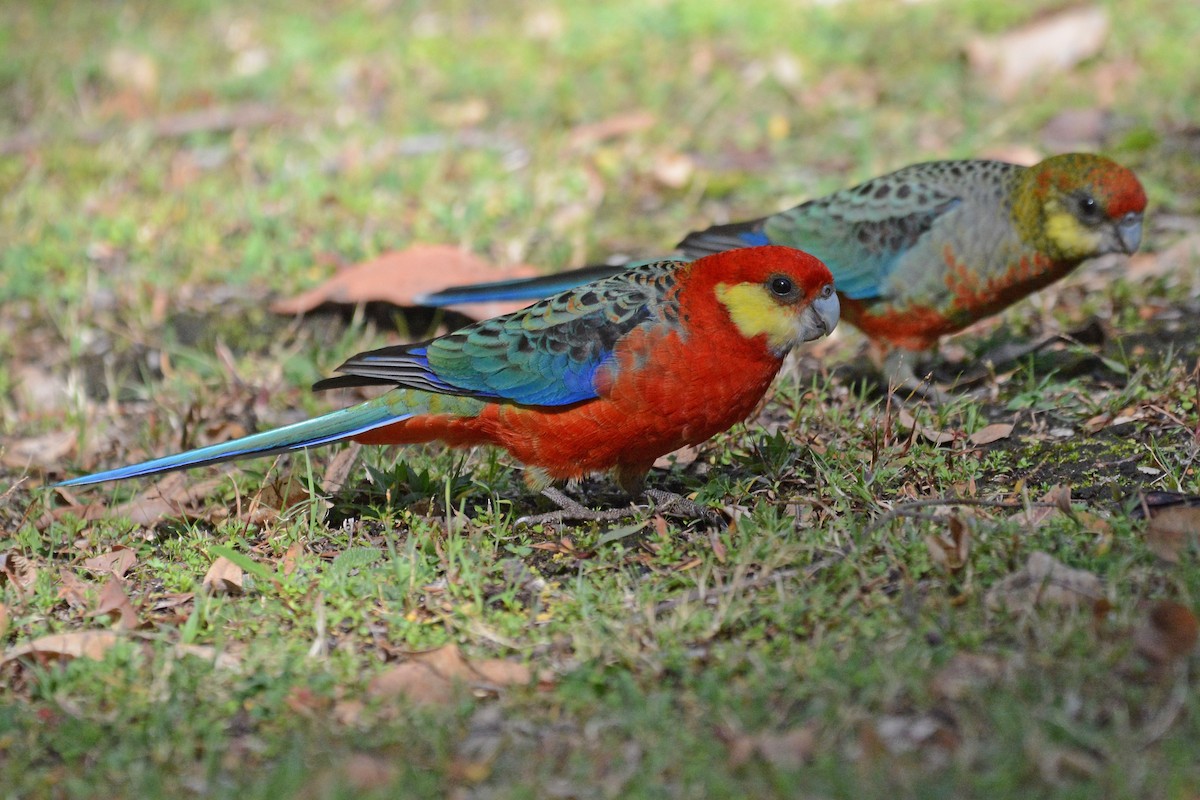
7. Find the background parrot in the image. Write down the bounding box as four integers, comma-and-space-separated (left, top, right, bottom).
57, 246, 839, 498
417, 153, 1147, 397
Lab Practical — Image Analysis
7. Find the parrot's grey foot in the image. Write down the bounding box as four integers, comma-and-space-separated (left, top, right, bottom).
517, 487, 722, 527
517, 487, 635, 526
643, 489, 725, 527
883, 349, 954, 405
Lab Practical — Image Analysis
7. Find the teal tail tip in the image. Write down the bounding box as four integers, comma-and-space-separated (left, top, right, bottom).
54, 403, 411, 488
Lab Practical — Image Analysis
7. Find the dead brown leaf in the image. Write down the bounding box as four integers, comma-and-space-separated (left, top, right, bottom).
54, 474, 227, 527
87, 578, 141, 630
243, 476, 312, 525
10, 363, 71, 415
968, 422, 1014, 446
1010, 484, 1072, 530
651, 150, 695, 189
930, 652, 1005, 701
369, 645, 468, 706
1142, 501, 1200, 563
568, 111, 656, 148
870, 714, 959, 758
279, 541, 305, 577
269, 245, 540, 321
151, 592, 194, 612
430, 97, 489, 128
0, 553, 39, 597
1040, 108, 1113, 151
321, 443, 361, 494
56, 569, 91, 609
99, 48, 158, 121
152, 103, 288, 139
333, 698, 365, 726
1, 429, 76, 469
469, 658, 534, 689
343, 753, 399, 792
81, 545, 137, 578
966, 6, 1110, 100
2, 630, 122, 664
986, 551, 1103, 613
202, 556, 244, 595
367, 644, 534, 707
0, 602, 8, 640
653, 443, 702, 469
1133, 601, 1199, 669
1128, 233, 1200, 284
926, 514, 971, 574
897, 408, 957, 445
723, 725, 817, 771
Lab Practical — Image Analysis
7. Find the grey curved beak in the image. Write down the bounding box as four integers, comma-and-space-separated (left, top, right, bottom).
798, 290, 840, 342
1116, 212, 1143, 255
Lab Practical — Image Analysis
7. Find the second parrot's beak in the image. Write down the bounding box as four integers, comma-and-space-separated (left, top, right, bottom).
1116, 212, 1143, 255
798, 287, 840, 342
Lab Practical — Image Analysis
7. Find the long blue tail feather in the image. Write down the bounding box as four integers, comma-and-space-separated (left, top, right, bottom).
56, 398, 410, 487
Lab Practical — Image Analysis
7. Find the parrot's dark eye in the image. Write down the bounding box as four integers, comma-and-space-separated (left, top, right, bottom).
1077, 193, 1101, 220
820, 284, 834, 298
769, 276, 795, 298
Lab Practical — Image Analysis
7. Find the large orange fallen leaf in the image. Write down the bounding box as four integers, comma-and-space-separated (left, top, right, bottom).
968, 422, 1014, 446
202, 556, 244, 595
2, 630, 122, 663
367, 643, 537, 706
1, 430, 77, 469
81, 545, 137, 578
87, 577, 141, 630
966, 6, 1110, 100
270, 245, 541, 321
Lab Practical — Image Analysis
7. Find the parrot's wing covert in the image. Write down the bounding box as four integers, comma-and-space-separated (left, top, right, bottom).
316, 261, 683, 406
762, 176, 962, 300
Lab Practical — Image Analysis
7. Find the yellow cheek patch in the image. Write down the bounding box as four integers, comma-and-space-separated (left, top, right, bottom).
1043, 203, 1103, 261
715, 282, 795, 350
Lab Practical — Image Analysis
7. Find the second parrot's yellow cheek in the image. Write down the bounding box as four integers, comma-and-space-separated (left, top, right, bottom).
1043, 204, 1105, 261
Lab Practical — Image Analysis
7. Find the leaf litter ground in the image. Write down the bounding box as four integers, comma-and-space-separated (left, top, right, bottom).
2, 2, 1200, 797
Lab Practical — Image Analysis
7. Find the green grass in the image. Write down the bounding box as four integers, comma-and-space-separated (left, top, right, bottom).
3, 1, 1200, 797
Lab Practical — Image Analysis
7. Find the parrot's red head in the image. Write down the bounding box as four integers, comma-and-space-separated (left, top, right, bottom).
686, 245, 839, 355
1020, 153, 1147, 261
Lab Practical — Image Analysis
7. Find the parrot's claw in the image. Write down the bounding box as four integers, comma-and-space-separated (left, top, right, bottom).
517, 487, 723, 528
883, 349, 954, 406
643, 489, 726, 526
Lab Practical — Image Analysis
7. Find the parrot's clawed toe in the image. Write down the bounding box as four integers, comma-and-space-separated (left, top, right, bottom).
883, 349, 954, 406
517, 487, 723, 528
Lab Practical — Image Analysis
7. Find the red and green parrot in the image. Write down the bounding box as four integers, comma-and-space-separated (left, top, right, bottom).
417, 153, 1147, 395
57, 246, 839, 495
